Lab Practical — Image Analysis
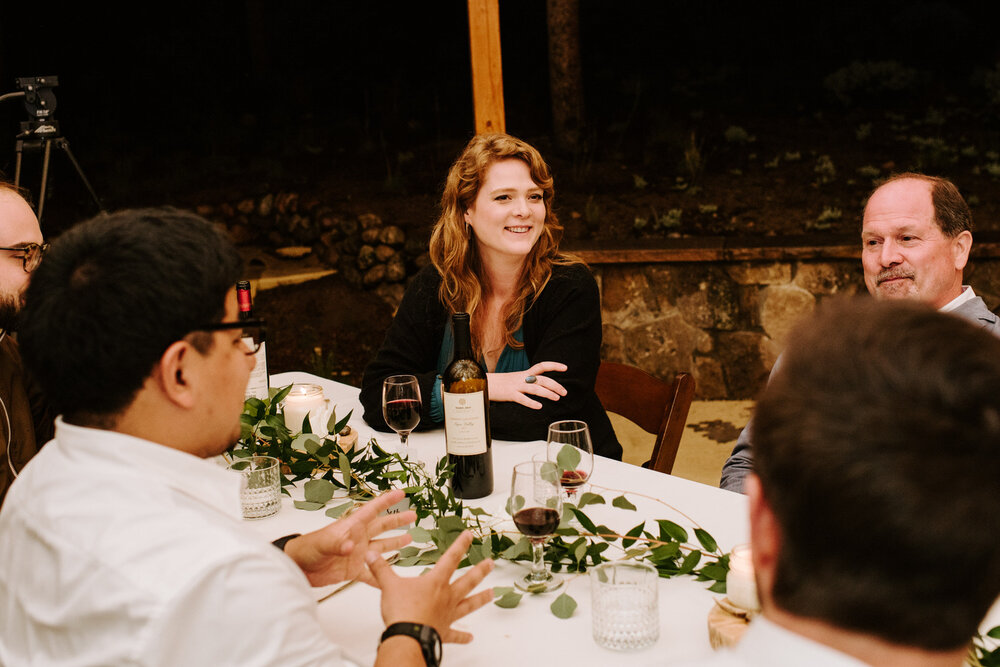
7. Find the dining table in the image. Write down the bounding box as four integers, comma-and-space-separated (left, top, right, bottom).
242, 372, 1000, 665
240, 371, 748, 666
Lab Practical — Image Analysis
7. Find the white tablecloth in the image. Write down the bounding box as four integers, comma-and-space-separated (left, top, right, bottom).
241, 372, 750, 666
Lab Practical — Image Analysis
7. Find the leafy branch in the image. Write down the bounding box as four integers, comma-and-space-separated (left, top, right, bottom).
233, 393, 730, 618
969, 626, 1000, 667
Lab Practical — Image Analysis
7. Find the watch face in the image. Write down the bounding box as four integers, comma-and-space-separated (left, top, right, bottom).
419, 624, 443, 667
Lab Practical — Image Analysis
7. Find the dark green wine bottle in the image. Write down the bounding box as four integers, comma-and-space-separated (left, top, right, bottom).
442, 313, 493, 499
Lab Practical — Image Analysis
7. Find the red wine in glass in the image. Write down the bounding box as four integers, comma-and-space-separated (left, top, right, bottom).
382, 375, 422, 452
510, 460, 563, 593
513, 507, 560, 538
384, 398, 421, 433
560, 469, 588, 493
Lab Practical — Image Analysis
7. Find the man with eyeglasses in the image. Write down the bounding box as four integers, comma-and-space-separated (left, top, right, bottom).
0, 182, 53, 505
0, 207, 493, 666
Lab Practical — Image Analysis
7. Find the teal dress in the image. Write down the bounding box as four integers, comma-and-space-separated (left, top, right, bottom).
428, 324, 529, 422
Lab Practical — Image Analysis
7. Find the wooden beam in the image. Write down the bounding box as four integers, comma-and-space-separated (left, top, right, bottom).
467, 0, 505, 134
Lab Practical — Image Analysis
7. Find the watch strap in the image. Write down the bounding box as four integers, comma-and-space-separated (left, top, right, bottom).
270, 533, 301, 551
380, 622, 442, 667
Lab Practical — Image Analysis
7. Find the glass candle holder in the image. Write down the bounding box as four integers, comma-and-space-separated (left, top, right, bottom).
726, 543, 760, 612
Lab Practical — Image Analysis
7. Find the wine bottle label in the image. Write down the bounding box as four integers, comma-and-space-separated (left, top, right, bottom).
244, 339, 270, 400
442, 390, 488, 455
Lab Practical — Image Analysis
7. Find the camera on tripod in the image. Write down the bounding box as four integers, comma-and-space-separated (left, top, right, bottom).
1, 75, 103, 225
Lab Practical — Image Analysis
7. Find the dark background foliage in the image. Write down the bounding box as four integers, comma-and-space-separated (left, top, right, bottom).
2, 2, 999, 239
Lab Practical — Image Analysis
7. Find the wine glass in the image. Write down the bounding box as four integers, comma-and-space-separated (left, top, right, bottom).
510, 460, 564, 593
382, 375, 422, 454
546, 420, 594, 504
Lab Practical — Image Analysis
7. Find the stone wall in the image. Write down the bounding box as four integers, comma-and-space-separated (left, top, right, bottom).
194, 193, 1000, 400
596, 256, 1000, 399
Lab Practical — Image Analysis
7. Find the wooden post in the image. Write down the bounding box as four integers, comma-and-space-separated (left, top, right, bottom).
467, 0, 505, 134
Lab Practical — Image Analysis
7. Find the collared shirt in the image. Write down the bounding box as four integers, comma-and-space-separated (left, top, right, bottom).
940, 284, 977, 313
672, 616, 869, 667
0, 418, 345, 666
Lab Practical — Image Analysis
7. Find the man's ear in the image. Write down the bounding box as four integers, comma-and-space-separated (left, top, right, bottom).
746, 473, 780, 608
153, 340, 199, 409
952, 230, 972, 270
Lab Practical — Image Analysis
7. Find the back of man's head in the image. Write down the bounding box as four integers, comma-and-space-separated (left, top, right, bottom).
753, 297, 1000, 650
20, 207, 241, 425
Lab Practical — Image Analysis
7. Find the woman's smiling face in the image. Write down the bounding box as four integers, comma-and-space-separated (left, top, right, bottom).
464, 158, 546, 266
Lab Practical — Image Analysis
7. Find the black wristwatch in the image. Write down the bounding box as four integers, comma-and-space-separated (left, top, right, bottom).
380, 622, 442, 667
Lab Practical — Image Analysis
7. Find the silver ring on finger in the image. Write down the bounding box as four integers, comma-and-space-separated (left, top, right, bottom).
524, 375, 537, 384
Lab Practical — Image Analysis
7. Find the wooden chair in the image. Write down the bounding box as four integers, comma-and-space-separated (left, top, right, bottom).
595, 362, 696, 475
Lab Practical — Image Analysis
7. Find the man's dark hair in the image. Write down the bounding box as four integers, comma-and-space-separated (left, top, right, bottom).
753, 297, 1000, 650
19, 207, 242, 424
865, 172, 973, 237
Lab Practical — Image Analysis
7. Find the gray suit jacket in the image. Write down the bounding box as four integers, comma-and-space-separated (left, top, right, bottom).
719, 294, 1000, 493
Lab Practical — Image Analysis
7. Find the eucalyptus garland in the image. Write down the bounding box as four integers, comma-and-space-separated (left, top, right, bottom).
232, 385, 733, 617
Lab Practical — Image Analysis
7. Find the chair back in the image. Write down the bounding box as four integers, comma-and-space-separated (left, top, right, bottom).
595, 362, 695, 475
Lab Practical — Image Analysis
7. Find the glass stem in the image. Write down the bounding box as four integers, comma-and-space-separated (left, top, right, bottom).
399, 432, 409, 448
529, 538, 548, 581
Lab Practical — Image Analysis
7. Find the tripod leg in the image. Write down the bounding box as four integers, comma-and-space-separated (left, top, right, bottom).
37, 140, 52, 224
13, 139, 24, 188
55, 139, 103, 214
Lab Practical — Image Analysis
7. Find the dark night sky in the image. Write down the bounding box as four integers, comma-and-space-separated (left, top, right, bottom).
0, 2, 997, 231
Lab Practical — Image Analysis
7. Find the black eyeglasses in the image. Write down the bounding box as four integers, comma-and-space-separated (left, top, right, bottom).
0, 242, 50, 272
193, 318, 266, 355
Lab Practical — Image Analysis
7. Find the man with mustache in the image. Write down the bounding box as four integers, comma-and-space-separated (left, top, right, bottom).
720, 173, 998, 493
0, 183, 53, 505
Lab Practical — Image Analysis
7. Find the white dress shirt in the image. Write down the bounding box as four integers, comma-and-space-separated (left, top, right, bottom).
672, 617, 870, 666
940, 284, 976, 313
0, 418, 346, 666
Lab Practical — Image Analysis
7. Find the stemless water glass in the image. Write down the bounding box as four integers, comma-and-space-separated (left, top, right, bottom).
382, 375, 422, 454
228, 455, 281, 520
547, 420, 595, 502
591, 560, 660, 650
510, 460, 564, 593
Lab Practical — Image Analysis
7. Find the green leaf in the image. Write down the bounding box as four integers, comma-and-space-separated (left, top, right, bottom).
540, 461, 560, 484
707, 580, 727, 594
697, 564, 729, 581
270, 384, 293, 406
622, 522, 646, 548
338, 452, 352, 488
649, 542, 680, 561
987, 625, 1000, 639
678, 549, 702, 575
494, 591, 523, 609
332, 408, 354, 435
492, 586, 514, 597
612, 495, 636, 511
325, 501, 354, 518
550, 593, 577, 619
304, 479, 335, 504
694, 528, 718, 554
293, 500, 326, 511
408, 526, 433, 543
556, 444, 581, 472
657, 519, 689, 543
507, 494, 526, 515
468, 539, 492, 565
576, 492, 604, 508
568, 506, 598, 533
500, 537, 531, 559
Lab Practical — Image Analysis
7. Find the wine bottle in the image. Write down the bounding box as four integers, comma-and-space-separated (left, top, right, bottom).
237, 280, 270, 401
442, 312, 493, 499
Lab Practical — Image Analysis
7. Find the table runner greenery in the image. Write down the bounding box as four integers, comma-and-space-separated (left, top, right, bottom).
232, 385, 1000, 647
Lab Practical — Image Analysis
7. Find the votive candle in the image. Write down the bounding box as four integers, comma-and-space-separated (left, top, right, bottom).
726, 543, 760, 612
282, 383, 328, 435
